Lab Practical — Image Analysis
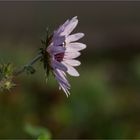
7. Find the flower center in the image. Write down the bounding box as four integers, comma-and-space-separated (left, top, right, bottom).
55, 53, 64, 62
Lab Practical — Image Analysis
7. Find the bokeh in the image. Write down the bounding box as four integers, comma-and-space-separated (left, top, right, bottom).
0, 1, 140, 139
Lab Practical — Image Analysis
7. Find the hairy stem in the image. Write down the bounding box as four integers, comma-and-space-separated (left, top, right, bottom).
14, 53, 42, 76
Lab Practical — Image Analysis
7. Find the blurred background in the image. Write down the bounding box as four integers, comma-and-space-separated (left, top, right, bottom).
0, 1, 140, 139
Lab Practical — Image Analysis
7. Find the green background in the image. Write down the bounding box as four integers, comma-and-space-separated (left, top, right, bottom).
0, 1, 140, 139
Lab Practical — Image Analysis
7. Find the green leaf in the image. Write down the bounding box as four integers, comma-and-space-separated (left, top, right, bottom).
24, 123, 51, 140
37, 133, 51, 140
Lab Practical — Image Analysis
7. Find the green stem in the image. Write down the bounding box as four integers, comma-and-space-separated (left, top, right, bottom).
14, 53, 42, 76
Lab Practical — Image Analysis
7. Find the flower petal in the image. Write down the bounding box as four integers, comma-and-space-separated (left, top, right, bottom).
65, 47, 78, 53
47, 45, 65, 55
64, 51, 81, 59
53, 35, 65, 46
66, 33, 84, 43
52, 60, 67, 72
59, 83, 70, 97
67, 43, 86, 51
63, 62, 80, 77
55, 73, 70, 89
64, 59, 81, 67
55, 69, 70, 87
56, 19, 70, 35
61, 16, 78, 36
53, 69, 70, 96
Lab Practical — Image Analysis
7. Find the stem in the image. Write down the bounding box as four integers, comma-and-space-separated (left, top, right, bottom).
27, 53, 42, 66
14, 53, 42, 76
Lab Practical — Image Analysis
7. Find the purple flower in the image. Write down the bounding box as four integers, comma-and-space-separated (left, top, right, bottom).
47, 16, 86, 96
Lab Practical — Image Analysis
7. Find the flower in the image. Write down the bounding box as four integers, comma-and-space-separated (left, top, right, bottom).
0, 63, 15, 91
47, 16, 86, 96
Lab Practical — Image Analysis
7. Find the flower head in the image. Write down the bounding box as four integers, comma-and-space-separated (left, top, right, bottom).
0, 63, 15, 91
46, 16, 86, 96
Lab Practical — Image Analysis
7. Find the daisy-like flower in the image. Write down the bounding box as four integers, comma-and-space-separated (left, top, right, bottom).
46, 16, 86, 97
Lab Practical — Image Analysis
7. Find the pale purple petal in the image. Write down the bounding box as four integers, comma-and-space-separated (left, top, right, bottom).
53, 69, 70, 96
55, 69, 70, 87
63, 59, 81, 67
52, 60, 67, 72
63, 62, 80, 77
66, 33, 84, 43
65, 47, 78, 53
52, 35, 65, 46
55, 73, 70, 89
59, 83, 70, 97
64, 51, 81, 59
67, 43, 86, 51
61, 17, 78, 36
56, 19, 70, 35
47, 45, 65, 54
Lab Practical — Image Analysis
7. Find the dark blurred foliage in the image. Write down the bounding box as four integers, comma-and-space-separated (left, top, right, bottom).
0, 1, 140, 139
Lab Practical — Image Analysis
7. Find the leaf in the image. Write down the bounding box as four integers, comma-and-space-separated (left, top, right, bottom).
37, 133, 51, 140
24, 123, 51, 140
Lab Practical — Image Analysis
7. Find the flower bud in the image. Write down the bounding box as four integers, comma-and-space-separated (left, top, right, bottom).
0, 63, 15, 91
